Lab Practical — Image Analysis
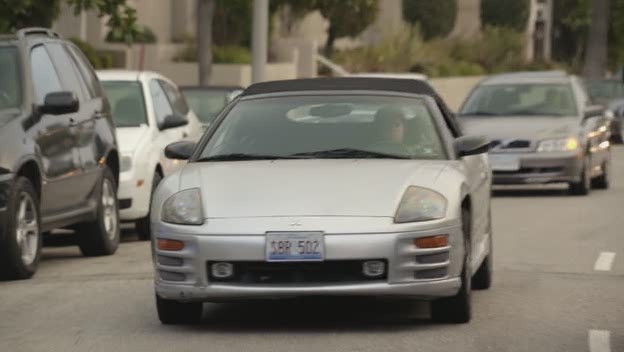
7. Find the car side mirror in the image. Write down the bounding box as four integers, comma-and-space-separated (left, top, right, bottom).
40, 91, 79, 115
455, 135, 490, 158
584, 105, 605, 120
165, 141, 196, 160
160, 114, 189, 130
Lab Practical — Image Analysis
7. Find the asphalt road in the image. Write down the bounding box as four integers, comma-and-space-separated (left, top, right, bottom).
1, 148, 623, 352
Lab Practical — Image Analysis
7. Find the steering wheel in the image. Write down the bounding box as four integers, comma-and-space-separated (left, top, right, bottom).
368, 141, 412, 156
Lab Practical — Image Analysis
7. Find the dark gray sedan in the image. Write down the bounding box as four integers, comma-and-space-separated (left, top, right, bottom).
459, 71, 611, 195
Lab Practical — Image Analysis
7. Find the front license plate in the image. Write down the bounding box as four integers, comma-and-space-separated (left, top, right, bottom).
488, 154, 520, 171
266, 232, 324, 262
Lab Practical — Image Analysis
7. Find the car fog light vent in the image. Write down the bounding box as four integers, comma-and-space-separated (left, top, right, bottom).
362, 260, 385, 278
160, 270, 186, 282
211, 262, 234, 279
414, 268, 447, 280
416, 252, 449, 264
158, 255, 183, 266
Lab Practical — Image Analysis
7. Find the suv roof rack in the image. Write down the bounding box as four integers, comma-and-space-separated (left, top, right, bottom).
16, 27, 61, 39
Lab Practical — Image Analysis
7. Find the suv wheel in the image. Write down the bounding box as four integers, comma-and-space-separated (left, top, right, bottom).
569, 156, 591, 196
76, 167, 120, 256
431, 208, 472, 323
156, 295, 203, 325
136, 171, 162, 241
0, 177, 42, 280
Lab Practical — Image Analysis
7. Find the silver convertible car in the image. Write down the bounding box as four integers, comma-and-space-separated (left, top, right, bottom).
150, 78, 493, 325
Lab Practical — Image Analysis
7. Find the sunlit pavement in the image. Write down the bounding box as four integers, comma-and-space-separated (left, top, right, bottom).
1, 148, 623, 352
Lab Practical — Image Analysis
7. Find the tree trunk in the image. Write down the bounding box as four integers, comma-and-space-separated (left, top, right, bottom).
324, 25, 336, 58
583, 0, 609, 78
197, 0, 215, 86
449, 0, 481, 39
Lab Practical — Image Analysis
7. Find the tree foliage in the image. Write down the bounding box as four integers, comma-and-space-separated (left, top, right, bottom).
402, 0, 458, 40
481, 0, 530, 31
0, 0, 138, 43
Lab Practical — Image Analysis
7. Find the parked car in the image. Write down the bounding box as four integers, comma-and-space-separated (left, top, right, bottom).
180, 85, 243, 128
459, 71, 612, 195
584, 78, 624, 143
0, 28, 121, 280
97, 70, 203, 240
151, 77, 492, 325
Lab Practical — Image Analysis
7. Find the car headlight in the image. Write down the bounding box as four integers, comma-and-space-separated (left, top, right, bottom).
395, 186, 447, 223
120, 153, 133, 172
537, 137, 579, 152
161, 188, 203, 225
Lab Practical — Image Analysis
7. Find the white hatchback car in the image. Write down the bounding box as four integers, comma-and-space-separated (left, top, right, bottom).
98, 70, 202, 240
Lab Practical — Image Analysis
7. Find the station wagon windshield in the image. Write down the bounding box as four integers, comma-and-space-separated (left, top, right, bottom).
101, 81, 148, 127
0, 46, 21, 111
461, 83, 578, 117
198, 95, 446, 161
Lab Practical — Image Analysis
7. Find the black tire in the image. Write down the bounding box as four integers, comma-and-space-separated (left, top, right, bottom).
135, 171, 163, 241
431, 208, 472, 324
569, 156, 591, 196
76, 167, 120, 256
472, 212, 493, 290
0, 177, 42, 280
591, 158, 610, 190
156, 294, 203, 325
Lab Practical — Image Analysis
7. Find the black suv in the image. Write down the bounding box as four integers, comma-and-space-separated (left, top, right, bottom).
0, 28, 120, 280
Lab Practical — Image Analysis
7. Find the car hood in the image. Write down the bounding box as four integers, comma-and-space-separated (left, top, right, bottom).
179, 159, 450, 218
460, 116, 581, 140
115, 125, 149, 154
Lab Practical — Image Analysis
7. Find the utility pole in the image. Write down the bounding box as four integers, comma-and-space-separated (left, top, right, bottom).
251, 0, 268, 84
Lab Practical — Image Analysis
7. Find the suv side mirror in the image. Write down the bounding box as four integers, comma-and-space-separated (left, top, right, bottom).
40, 92, 79, 115
165, 141, 196, 160
160, 114, 189, 130
584, 105, 605, 120
455, 135, 490, 158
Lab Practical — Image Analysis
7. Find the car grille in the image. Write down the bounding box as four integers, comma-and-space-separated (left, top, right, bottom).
494, 167, 563, 175
490, 139, 532, 149
207, 260, 388, 284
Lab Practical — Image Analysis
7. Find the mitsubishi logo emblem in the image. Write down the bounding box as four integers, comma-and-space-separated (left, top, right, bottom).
289, 221, 302, 227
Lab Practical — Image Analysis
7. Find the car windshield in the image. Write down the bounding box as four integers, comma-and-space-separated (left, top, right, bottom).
460, 83, 578, 117
0, 46, 22, 110
182, 89, 235, 125
197, 95, 446, 161
101, 81, 148, 127
584, 80, 624, 103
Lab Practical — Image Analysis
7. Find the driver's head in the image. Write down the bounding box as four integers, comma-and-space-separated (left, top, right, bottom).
374, 106, 406, 143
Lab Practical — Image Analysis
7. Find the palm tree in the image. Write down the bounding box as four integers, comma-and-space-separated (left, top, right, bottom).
583, 0, 609, 78
197, 0, 216, 86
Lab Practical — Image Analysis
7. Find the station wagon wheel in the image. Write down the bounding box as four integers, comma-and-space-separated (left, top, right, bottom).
136, 171, 163, 241
591, 155, 610, 190
0, 177, 42, 280
569, 155, 591, 196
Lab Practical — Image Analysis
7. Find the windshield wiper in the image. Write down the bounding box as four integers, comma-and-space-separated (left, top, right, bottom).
508, 110, 567, 116
291, 148, 411, 159
196, 153, 302, 162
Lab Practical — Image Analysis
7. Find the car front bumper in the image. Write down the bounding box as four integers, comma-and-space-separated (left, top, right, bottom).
152, 217, 464, 302
491, 151, 583, 185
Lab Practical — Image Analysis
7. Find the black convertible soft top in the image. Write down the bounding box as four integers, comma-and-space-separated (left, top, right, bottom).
241, 77, 462, 136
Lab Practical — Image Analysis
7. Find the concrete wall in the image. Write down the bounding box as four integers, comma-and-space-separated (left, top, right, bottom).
429, 76, 484, 111
155, 62, 298, 87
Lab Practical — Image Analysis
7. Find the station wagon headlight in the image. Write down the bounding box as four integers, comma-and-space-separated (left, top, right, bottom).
395, 187, 447, 223
161, 189, 203, 225
537, 137, 579, 152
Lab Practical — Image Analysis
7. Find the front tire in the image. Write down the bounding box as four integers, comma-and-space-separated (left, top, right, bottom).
156, 295, 203, 325
136, 172, 162, 241
76, 167, 120, 256
431, 208, 472, 324
0, 177, 42, 280
591, 158, 610, 190
569, 156, 591, 196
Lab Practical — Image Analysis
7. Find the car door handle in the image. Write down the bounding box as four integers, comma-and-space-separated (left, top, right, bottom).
182, 132, 188, 138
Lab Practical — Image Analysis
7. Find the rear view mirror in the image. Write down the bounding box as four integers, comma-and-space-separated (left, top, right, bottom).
584, 105, 605, 120
455, 136, 490, 158
165, 141, 196, 160
161, 114, 189, 130
40, 91, 79, 115
309, 104, 353, 118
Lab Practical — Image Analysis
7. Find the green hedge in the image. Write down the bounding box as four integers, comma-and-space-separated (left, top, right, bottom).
481, 0, 530, 31
106, 26, 157, 44
173, 41, 251, 64
402, 0, 457, 40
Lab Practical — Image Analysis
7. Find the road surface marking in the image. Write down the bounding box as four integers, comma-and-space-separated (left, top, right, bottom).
589, 330, 611, 352
594, 252, 616, 271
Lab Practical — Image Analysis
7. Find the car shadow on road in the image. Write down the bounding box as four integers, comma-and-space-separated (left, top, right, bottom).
182, 298, 439, 333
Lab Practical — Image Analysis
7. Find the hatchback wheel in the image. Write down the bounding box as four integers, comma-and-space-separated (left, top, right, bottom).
0, 177, 42, 280
76, 167, 120, 256
156, 294, 203, 325
136, 172, 162, 241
